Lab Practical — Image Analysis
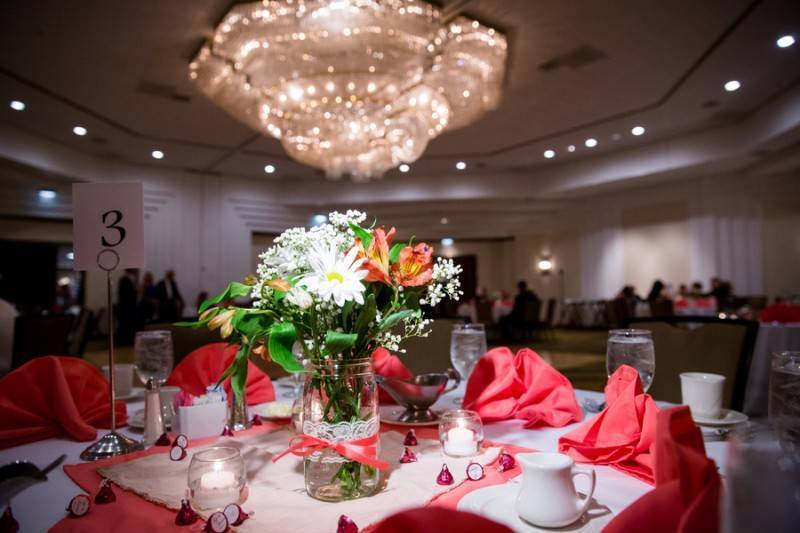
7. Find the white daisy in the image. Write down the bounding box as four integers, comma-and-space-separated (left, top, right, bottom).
298, 244, 367, 307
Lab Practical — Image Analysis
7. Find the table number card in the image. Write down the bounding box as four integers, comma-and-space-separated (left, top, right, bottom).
72, 182, 145, 271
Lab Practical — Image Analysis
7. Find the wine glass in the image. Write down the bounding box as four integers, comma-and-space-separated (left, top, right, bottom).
606, 329, 655, 391
134, 330, 174, 386
450, 323, 487, 405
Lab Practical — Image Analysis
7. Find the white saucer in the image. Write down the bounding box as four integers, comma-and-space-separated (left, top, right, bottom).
117, 387, 145, 401
458, 479, 613, 533
692, 409, 748, 427
379, 405, 441, 427
251, 401, 293, 421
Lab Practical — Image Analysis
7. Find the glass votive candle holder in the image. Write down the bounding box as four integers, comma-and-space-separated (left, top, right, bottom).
187, 446, 246, 511
439, 410, 483, 457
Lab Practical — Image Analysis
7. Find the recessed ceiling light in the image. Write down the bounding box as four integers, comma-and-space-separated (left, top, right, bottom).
567, 145, 576, 153
441, 237, 454, 246
151, 150, 164, 159
440, 217, 449, 225
264, 164, 275, 174
777, 35, 795, 48
455, 161, 467, 170
399, 163, 410, 173
543, 149, 555, 159
38, 189, 56, 200
9, 100, 25, 111
584, 138, 598, 148
724, 80, 741, 92
72, 126, 87, 136
631, 126, 645, 136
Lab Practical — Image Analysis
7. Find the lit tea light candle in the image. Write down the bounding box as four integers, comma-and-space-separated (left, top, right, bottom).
200, 469, 236, 490
444, 426, 478, 456
439, 409, 483, 458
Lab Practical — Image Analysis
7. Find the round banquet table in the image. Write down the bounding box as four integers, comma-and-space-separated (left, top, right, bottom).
0, 384, 730, 532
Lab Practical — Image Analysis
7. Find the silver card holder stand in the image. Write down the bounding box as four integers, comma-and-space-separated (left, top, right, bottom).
81, 253, 143, 460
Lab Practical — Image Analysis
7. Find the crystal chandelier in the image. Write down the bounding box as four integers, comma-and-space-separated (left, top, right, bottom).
190, 0, 507, 181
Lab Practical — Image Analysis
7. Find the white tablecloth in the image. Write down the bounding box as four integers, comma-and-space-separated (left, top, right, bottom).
744, 323, 800, 416
0, 386, 730, 532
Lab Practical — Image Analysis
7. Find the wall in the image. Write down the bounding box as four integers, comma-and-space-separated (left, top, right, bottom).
439, 239, 515, 295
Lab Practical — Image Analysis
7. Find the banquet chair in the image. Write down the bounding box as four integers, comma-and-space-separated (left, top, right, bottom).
626, 316, 758, 411
11, 314, 75, 369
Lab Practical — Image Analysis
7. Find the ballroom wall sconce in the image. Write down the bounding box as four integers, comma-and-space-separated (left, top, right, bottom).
537, 257, 553, 275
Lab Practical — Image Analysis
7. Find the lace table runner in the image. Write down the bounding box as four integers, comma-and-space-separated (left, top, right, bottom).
98, 428, 501, 532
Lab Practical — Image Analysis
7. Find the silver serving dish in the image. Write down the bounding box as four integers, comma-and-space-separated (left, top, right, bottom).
376, 369, 460, 424
0, 454, 65, 504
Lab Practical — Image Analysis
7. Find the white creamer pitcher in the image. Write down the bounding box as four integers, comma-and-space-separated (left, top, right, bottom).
515, 452, 596, 528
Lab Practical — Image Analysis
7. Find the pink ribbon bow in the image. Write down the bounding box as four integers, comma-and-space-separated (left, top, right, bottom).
273, 433, 389, 470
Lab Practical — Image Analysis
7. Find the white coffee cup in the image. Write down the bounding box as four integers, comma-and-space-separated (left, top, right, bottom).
680, 372, 725, 419
102, 363, 134, 397
515, 452, 596, 528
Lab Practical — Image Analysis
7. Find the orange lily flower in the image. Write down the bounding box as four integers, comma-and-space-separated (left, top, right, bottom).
392, 243, 434, 287
356, 227, 396, 285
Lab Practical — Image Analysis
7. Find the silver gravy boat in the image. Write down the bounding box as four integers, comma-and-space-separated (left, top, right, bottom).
376, 369, 460, 423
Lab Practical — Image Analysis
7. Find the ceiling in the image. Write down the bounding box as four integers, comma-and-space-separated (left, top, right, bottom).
0, 0, 799, 237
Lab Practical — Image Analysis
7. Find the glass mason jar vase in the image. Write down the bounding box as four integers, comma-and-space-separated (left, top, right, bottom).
302, 358, 380, 501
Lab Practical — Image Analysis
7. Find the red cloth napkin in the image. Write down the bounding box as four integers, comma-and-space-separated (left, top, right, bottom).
558, 365, 659, 483
165, 343, 274, 405
0, 356, 127, 450
372, 507, 512, 533
760, 302, 800, 323
604, 406, 721, 533
372, 347, 413, 404
462, 347, 582, 428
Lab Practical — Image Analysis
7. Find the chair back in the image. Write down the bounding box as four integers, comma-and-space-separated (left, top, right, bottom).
400, 318, 466, 375
543, 298, 556, 325
522, 299, 541, 323
649, 299, 674, 317
12, 314, 75, 369
66, 308, 94, 356
476, 300, 493, 324
626, 316, 758, 411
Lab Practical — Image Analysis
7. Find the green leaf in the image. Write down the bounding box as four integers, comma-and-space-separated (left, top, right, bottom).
355, 293, 376, 339
198, 281, 251, 313
341, 300, 354, 330
324, 331, 358, 355
349, 222, 372, 249
404, 292, 421, 311
389, 242, 404, 263
232, 310, 273, 339
215, 346, 243, 388
174, 319, 209, 329
378, 309, 415, 332
230, 347, 249, 402
267, 322, 303, 372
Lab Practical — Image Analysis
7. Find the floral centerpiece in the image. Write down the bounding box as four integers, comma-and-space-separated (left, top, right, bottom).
180, 210, 461, 501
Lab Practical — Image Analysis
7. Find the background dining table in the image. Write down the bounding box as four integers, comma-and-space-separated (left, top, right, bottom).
0, 383, 730, 532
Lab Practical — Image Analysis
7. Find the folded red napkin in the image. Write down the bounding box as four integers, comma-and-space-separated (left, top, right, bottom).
0, 356, 127, 450
372, 507, 513, 533
604, 406, 721, 533
558, 365, 659, 483
760, 302, 800, 323
371, 347, 413, 405
165, 343, 274, 405
462, 347, 582, 428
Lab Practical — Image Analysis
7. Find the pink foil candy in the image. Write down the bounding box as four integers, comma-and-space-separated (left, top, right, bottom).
0, 506, 19, 533
403, 429, 418, 446
221, 426, 234, 437
175, 500, 199, 526
251, 414, 263, 426
436, 464, 454, 485
94, 480, 116, 504
337, 514, 358, 533
497, 452, 516, 472
399, 447, 418, 463
155, 433, 172, 446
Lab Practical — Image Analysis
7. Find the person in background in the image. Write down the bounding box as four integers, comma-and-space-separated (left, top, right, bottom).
156, 270, 184, 321
195, 291, 208, 316
708, 277, 733, 311
138, 271, 159, 325
690, 281, 704, 296
678, 284, 689, 298
646, 279, 673, 316
501, 280, 540, 338
646, 280, 668, 302
117, 269, 138, 345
